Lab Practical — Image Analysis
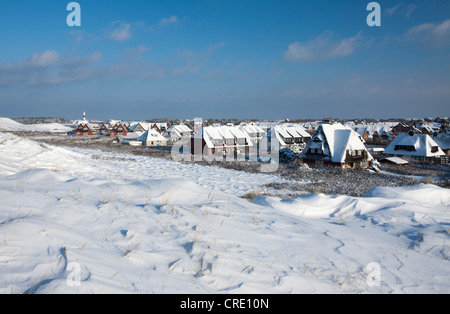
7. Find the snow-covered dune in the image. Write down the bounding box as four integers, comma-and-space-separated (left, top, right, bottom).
0, 117, 72, 133
0, 132, 449, 294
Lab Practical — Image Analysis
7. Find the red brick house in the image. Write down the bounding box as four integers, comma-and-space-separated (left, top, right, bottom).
75, 123, 94, 136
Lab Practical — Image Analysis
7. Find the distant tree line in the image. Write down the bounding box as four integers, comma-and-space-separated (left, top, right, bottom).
13, 117, 71, 124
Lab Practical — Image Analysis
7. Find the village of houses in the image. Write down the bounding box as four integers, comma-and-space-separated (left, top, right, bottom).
70, 113, 450, 171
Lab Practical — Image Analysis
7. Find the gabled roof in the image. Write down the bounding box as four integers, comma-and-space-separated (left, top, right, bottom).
285, 126, 311, 139
167, 124, 192, 138
76, 122, 94, 132
300, 123, 373, 163
129, 122, 151, 132
171, 124, 192, 133
240, 124, 266, 135
275, 127, 292, 139
384, 133, 445, 157
138, 129, 167, 142
194, 126, 253, 148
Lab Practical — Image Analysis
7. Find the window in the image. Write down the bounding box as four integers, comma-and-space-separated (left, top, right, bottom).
309, 148, 322, 154
395, 145, 415, 151
431, 146, 439, 153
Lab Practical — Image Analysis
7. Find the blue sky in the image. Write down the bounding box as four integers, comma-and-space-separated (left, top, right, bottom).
0, 0, 449, 120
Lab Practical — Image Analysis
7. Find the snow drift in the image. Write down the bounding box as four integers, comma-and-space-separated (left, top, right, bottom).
0, 117, 72, 133
0, 131, 449, 294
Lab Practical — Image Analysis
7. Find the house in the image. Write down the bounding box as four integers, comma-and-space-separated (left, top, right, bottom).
239, 123, 266, 144
273, 124, 312, 154
151, 123, 168, 134
166, 124, 192, 142
392, 122, 410, 135
191, 125, 252, 157
75, 122, 94, 136
129, 122, 150, 133
355, 127, 370, 142
298, 123, 373, 170
383, 133, 445, 163
419, 124, 434, 135
138, 129, 168, 147
354, 123, 393, 143
111, 123, 130, 136
99, 124, 110, 135
408, 126, 422, 135
432, 132, 450, 156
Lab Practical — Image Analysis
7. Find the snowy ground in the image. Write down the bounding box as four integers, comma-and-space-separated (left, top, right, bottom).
0, 125, 449, 294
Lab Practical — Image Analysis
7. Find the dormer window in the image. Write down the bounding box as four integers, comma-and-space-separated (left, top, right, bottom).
394, 145, 415, 151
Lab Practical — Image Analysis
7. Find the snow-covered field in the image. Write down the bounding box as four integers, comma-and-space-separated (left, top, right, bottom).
0, 124, 449, 294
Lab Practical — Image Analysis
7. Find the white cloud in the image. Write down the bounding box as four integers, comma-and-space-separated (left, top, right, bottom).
386, 3, 404, 16
109, 22, 132, 41
406, 19, 450, 48
0, 51, 103, 86
122, 45, 150, 56
159, 15, 178, 26
1, 50, 60, 71
285, 31, 362, 62
385, 2, 421, 18
28, 50, 60, 67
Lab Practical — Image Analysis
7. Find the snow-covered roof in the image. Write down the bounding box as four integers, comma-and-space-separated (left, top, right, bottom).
130, 122, 151, 131
195, 126, 253, 148
384, 133, 445, 157
76, 122, 94, 132
381, 157, 409, 165
217, 126, 234, 140
432, 132, 450, 150
166, 124, 192, 138
369, 147, 385, 153
228, 126, 249, 140
286, 126, 311, 139
138, 129, 167, 142
274, 125, 310, 141
172, 124, 192, 133
240, 124, 266, 135
300, 123, 373, 163
274, 127, 292, 139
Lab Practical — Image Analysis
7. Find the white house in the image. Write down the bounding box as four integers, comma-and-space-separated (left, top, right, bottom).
238, 123, 266, 144
138, 129, 168, 147
299, 123, 373, 170
191, 125, 252, 157
165, 124, 192, 142
383, 133, 445, 162
273, 124, 312, 154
